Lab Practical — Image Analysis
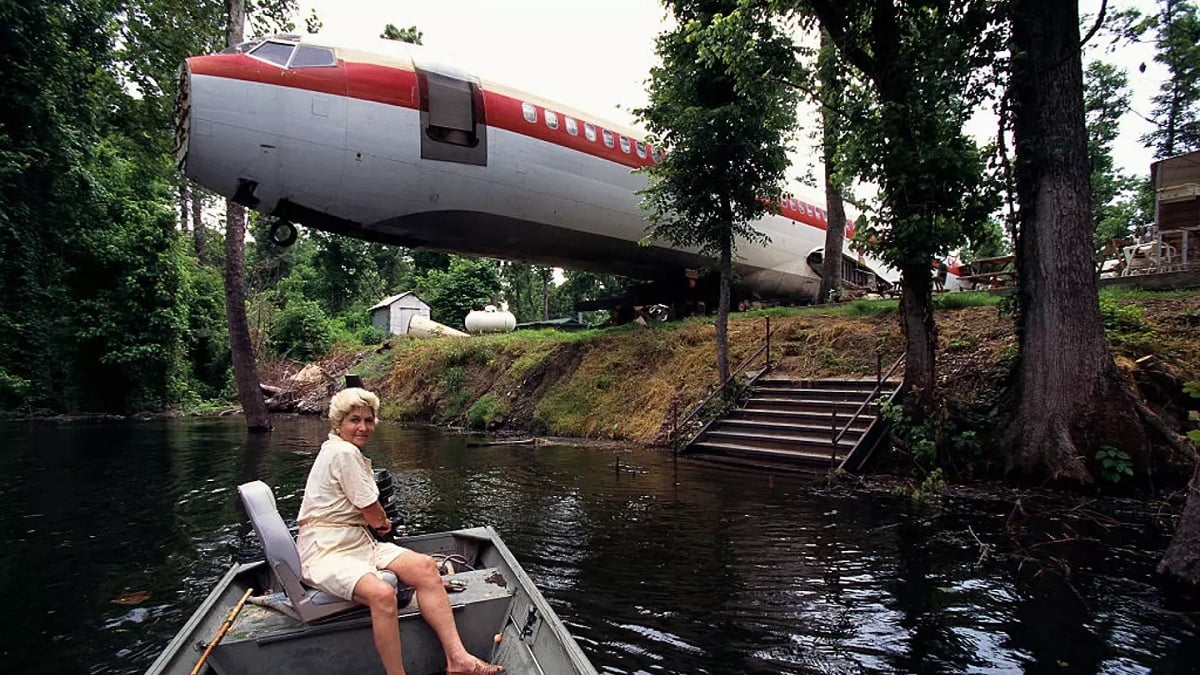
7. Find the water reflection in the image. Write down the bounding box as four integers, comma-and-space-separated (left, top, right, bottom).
0, 417, 1195, 674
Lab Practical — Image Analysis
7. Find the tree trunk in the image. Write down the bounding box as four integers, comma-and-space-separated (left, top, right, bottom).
225, 201, 270, 431
1159, 464, 1200, 590
817, 29, 845, 303
819, 169, 846, 303
192, 184, 205, 261
179, 180, 190, 234
716, 232, 732, 388
898, 265, 936, 410
714, 194, 734, 388
223, 0, 269, 432
1005, 0, 1145, 482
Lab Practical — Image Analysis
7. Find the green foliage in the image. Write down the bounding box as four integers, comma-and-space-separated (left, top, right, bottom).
636, 1, 799, 382
1137, 0, 1200, 156
636, 2, 799, 257
1186, 381, 1200, 444
271, 298, 335, 361
467, 394, 508, 430
934, 292, 1001, 310
847, 299, 898, 316
416, 256, 502, 329
1084, 60, 1137, 246
947, 337, 974, 351
908, 468, 947, 504
1095, 446, 1135, 483
795, 2, 1004, 279
380, 23, 423, 44
1095, 176, 1154, 253
1098, 297, 1146, 333
880, 397, 985, 472
436, 366, 470, 423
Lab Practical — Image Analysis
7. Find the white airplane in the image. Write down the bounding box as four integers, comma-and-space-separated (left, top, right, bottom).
175, 33, 965, 305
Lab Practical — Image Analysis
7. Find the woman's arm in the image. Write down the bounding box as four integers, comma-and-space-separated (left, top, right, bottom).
359, 501, 391, 535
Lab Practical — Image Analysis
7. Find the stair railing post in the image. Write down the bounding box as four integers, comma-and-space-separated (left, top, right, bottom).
830, 405, 839, 464
671, 395, 679, 456
877, 346, 883, 386
765, 316, 771, 369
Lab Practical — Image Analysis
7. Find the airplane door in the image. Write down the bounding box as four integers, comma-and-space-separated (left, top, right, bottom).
416, 68, 487, 167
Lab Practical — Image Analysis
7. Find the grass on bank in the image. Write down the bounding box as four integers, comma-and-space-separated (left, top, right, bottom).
353, 286, 1199, 443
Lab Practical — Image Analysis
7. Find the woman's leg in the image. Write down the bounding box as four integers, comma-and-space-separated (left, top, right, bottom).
353, 572, 407, 675
386, 551, 503, 673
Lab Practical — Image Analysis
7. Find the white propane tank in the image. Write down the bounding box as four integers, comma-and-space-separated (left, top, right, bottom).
464, 305, 517, 334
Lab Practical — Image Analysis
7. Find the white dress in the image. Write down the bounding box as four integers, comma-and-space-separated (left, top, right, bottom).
296, 432, 407, 600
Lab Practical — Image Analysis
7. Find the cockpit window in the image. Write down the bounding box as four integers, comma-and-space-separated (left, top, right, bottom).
221, 40, 260, 54
289, 45, 336, 68
249, 41, 295, 67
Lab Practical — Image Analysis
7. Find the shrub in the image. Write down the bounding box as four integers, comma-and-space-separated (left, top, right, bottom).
272, 298, 335, 361
467, 393, 508, 430
1095, 446, 1134, 483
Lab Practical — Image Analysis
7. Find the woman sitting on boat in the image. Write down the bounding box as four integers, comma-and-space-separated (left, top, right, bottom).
297, 387, 504, 675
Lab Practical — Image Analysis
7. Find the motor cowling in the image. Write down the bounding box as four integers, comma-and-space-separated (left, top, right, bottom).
373, 468, 407, 543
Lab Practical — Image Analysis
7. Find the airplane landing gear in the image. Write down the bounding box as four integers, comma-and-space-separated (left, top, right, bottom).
268, 220, 297, 247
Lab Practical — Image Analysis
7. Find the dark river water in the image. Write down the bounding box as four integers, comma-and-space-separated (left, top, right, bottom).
1, 417, 1197, 674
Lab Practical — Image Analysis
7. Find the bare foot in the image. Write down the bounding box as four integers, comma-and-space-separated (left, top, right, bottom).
446, 654, 504, 674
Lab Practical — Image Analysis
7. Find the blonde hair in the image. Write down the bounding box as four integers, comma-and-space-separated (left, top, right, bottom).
328, 387, 380, 429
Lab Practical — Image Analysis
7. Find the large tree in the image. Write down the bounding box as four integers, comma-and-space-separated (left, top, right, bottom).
223, 0, 271, 431
637, 0, 799, 385
1004, 0, 1148, 481
816, 29, 848, 303
794, 0, 1002, 411
1083, 60, 1136, 250
1141, 0, 1200, 157
0, 0, 201, 413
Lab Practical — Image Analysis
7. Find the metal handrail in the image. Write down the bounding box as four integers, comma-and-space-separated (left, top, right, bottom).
832, 353, 905, 446
672, 317, 778, 452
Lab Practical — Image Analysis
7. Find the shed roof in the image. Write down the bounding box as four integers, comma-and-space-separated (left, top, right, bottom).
369, 291, 427, 311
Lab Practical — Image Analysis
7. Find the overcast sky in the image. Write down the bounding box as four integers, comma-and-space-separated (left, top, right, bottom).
300, 0, 1167, 204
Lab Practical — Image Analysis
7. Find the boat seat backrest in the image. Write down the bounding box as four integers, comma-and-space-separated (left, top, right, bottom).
237, 480, 401, 623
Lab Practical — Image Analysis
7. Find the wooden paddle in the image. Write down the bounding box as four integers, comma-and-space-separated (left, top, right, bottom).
190, 587, 253, 675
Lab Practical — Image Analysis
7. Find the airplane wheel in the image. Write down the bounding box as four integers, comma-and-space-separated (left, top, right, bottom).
269, 220, 297, 247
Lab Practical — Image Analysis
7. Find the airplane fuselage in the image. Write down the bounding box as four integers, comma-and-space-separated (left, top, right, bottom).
177, 34, 958, 301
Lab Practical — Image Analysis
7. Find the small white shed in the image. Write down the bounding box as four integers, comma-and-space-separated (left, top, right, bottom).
369, 292, 431, 336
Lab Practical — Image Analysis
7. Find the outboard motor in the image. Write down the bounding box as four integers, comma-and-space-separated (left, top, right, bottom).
373, 468, 407, 543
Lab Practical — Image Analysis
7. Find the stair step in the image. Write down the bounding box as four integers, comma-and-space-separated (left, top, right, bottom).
713, 419, 865, 439
688, 441, 846, 465
733, 409, 875, 429
682, 453, 832, 474
746, 398, 881, 415
756, 378, 900, 391
704, 429, 856, 452
752, 386, 894, 401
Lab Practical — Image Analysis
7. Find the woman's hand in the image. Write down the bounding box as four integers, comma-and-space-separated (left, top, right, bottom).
374, 519, 392, 536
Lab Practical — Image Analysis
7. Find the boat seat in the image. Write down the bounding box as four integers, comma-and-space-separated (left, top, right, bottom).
237, 480, 410, 623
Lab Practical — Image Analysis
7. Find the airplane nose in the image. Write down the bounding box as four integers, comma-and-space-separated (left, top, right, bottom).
173, 60, 191, 172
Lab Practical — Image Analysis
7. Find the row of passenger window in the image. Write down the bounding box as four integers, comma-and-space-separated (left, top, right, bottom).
780, 197, 826, 221
521, 102, 661, 162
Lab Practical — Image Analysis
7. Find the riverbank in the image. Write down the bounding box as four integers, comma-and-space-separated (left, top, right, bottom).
338, 288, 1199, 451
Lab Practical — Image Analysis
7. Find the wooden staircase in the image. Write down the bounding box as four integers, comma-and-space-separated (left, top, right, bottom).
683, 376, 899, 472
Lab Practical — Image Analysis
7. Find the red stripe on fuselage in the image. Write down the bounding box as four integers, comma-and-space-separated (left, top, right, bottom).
187, 53, 839, 232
